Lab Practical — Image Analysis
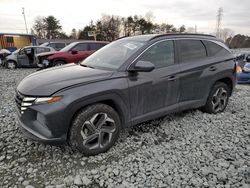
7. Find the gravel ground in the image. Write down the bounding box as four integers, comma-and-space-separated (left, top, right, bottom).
0, 67, 249, 188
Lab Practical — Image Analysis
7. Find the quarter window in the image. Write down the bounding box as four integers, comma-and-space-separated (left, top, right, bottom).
178, 40, 207, 63
203, 40, 230, 57
138, 40, 174, 68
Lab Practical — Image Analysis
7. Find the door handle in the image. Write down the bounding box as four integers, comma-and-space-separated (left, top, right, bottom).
168, 75, 177, 81
209, 66, 217, 71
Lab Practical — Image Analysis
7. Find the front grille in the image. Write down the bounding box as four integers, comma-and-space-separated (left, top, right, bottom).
15, 91, 36, 114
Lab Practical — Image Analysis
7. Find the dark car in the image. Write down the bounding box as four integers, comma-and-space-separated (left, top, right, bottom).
40, 42, 67, 51
37, 41, 108, 68
16, 34, 236, 155
5, 46, 55, 69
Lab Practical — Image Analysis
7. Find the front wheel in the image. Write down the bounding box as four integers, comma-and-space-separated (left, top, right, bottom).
6, 60, 17, 69
202, 82, 230, 114
69, 104, 121, 156
53, 60, 65, 67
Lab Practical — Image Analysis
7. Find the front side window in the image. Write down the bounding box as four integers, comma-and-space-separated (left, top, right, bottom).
137, 40, 174, 68
72, 43, 88, 51
178, 40, 207, 63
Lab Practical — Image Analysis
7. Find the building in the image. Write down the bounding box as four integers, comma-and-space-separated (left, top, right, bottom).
0, 33, 37, 52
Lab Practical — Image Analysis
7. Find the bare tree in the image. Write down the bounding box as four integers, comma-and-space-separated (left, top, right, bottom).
221, 28, 234, 42
33, 16, 46, 38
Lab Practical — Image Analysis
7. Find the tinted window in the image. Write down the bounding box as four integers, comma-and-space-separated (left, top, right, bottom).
178, 40, 206, 63
203, 40, 230, 57
138, 40, 174, 68
72, 43, 88, 51
36, 47, 50, 54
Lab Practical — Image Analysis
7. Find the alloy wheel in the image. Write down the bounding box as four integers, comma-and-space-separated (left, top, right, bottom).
80, 113, 116, 150
211, 87, 228, 113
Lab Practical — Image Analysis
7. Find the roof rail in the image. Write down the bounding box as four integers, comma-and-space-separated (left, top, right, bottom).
149, 33, 216, 40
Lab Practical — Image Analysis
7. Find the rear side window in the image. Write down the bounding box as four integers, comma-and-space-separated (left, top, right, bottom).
89, 43, 100, 51
178, 40, 207, 63
137, 40, 174, 68
203, 40, 230, 57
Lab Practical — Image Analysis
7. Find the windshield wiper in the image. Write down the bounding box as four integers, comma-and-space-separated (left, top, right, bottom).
80, 64, 95, 69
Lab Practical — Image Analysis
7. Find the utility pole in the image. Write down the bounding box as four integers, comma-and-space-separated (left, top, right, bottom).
22, 7, 28, 34
216, 7, 223, 38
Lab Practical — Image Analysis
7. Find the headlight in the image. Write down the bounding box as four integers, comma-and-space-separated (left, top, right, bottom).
42, 59, 49, 66
34, 96, 62, 104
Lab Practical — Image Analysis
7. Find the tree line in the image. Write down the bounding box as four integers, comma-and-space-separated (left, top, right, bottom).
32, 14, 186, 41
226, 34, 250, 49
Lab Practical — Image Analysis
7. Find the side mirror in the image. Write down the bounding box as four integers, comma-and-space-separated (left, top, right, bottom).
71, 50, 78, 54
128, 60, 155, 72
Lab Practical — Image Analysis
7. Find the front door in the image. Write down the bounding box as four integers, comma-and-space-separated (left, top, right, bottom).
70, 43, 92, 63
128, 40, 181, 124
17, 48, 30, 66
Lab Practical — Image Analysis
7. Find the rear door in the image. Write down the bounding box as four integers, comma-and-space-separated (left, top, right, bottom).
128, 40, 181, 124
176, 39, 212, 108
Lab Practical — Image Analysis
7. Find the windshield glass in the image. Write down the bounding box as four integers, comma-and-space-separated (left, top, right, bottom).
81, 39, 145, 70
60, 42, 78, 52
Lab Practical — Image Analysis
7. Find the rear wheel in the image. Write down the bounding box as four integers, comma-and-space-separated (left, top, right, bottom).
202, 82, 230, 114
69, 104, 121, 156
53, 60, 65, 67
6, 60, 17, 69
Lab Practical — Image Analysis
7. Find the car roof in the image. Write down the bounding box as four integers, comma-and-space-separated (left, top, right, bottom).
119, 33, 220, 42
74, 41, 109, 44
24, 46, 52, 49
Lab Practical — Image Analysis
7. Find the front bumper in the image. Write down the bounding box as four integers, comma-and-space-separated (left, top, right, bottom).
16, 97, 69, 145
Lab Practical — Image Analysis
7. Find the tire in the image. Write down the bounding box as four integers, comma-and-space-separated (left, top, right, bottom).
202, 82, 230, 114
69, 104, 121, 156
53, 60, 65, 67
6, 60, 17, 69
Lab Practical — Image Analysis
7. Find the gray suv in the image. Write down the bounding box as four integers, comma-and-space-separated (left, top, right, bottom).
16, 34, 236, 155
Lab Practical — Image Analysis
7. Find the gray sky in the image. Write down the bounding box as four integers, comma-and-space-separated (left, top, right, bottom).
0, 0, 249, 35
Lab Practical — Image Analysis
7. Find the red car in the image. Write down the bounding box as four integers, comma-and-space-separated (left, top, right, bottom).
37, 41, 108, 68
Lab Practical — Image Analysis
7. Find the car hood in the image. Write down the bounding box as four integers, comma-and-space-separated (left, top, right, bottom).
6, 53, 17, 61
37, 51, 62, 57
17, 64, 113, 96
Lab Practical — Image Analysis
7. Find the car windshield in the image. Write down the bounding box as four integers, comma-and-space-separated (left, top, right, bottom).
13, 49, 20, 54
60, 42, 78, 52
81, 39, 145, 70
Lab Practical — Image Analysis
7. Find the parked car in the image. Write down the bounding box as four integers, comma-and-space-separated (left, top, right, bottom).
5, 46, 55, 69
237, 53, 250, 84
16, 34, 236, 155
37, 41, 108, 68
40, 42, 67, 51
0, 49, 11, 66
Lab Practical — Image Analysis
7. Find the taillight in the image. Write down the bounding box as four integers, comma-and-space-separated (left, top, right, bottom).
236, 65, 242, 73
